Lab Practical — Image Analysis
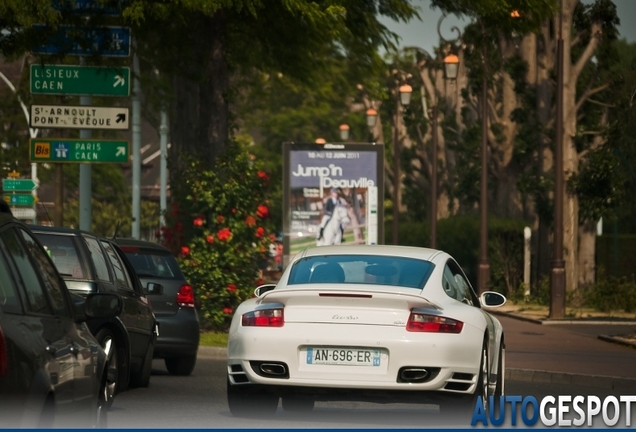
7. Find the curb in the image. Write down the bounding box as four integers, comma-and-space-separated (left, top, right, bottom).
198, 347, 636, 391
493, 310, 636, 326
506, 368, 636, 392
598, 334, 636, 350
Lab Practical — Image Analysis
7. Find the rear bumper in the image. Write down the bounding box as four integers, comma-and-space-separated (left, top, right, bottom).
154, 309, 199, 358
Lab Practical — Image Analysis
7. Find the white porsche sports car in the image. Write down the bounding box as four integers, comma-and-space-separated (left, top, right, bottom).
227, 245, 506, 418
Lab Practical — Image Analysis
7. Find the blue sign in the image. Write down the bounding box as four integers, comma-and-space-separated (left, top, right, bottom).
32, 25, 131, 57
53, 143, 70, 160
51, 0, 124, 16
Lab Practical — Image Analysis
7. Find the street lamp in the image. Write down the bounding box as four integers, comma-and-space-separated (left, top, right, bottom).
443, 54, 459, 80
392, 80, 412, 245
366, 109, 378, 128
339, 124, 350, 141
315, 138, 326, 144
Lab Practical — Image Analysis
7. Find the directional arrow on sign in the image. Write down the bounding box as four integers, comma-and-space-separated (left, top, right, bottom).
116, 147, 126, 157
114, 75, 125, 87
3, 194, 36, 206
116, 113, 126, 123
30, 105, 130, 131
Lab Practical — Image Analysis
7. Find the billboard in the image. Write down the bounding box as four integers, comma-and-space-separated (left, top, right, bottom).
283, 142, 384, 265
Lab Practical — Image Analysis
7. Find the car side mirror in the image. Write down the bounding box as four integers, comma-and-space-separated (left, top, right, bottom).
254, 284, 276, 297
480, 291, 507, 308
146, 282, 163, 295
82, 293, 123, 320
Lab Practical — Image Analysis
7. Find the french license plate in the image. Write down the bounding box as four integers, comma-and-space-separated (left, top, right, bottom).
305, 347, 382, 366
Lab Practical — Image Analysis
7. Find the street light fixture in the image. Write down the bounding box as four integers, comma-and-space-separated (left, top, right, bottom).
366, 109, 378, 128
315, 138, 326, 144
339, 124, 350, 141
443, 54, 459, 80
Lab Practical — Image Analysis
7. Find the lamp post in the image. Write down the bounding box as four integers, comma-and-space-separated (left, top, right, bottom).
392, 82, 412, 245
550, 0, 566, 319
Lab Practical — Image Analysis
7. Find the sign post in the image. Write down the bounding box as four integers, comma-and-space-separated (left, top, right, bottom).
30, 138, 130, 163
30, 64, 130, 96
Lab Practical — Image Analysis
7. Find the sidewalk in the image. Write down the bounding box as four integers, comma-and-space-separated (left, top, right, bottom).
493, 304, 636, 391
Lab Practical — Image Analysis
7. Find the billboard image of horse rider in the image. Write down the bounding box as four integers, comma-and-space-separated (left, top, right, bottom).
316, 187, 350, 246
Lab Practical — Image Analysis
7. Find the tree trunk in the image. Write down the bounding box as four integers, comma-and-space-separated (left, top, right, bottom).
578, 221, 596, 287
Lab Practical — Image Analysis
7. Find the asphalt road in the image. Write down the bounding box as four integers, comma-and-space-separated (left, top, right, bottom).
106, 355, 631, 429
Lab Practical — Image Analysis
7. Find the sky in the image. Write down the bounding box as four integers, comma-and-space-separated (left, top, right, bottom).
379, 0, 636, 55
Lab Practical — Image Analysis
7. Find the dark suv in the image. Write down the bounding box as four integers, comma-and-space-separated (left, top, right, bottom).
115, 239, 199, 376
30, 225, 157, 406
0, 213, 121, 427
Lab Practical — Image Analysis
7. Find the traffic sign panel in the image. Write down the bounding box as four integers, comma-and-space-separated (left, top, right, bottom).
31, 64, 130, 96
2, 179, 37, 192
3, 194, 36, 206
32, 25, 131, 57
30, 104, 129, 130
52, 0, 123, 16
30, 138, 129, 163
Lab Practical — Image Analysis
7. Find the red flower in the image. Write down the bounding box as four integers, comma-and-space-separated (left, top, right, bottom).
255, 227, 265, 238
217, 215, 225, 223
227, 284, 237, 293
181, 246, 190, 255
245, 215, 256, 226
269, 234, 276, 241
223, 307, 233, 315
206, 234, 214, 244
257, 171, 269, 181
256, 278, 264, 286
231, 208, 237, 214
256, 204, 269, 218
217, 228, 232, 241
193, 218, 204, 227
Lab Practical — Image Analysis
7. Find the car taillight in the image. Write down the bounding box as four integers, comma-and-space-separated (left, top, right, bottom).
242, 309, 284, 327
176, 284, 195, 308
406, 313, 463, 333
0, 326, 7, 377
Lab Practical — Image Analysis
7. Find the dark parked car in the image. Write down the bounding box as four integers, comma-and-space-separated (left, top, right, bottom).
115, 239, 199, 376
30, 225, 157, 406
0, 213, 122, 427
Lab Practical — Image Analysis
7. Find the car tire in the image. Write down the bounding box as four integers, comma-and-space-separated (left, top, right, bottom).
226, 377, 278, 417
494, 342, 505, 397
164, 354, 196, 376
95, 372, 109, 428
281, 396, 314, 412
95, 328, 124, 408
129, 340, 154, 388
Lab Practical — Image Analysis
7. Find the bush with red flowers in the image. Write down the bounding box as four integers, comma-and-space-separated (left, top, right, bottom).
161, 140, 275, 331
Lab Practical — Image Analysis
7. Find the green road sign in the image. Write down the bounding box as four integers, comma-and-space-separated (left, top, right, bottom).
30, 64, 130, 96
3, 194, 36, 206
2, 179, 37, 192
30, 138, 129, 163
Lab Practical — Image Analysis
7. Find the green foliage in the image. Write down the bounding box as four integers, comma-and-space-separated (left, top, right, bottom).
391, 215, 527, 296
580, 275, 636, 314
162, 140, 275, 331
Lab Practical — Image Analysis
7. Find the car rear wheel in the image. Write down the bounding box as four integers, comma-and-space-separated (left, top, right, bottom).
226, 377, 279, 417
95, 328, 123, 408
95, 373, 109, 428
164, 354, 196, 376
130, 340, 154, 388
281, 396, 314, 412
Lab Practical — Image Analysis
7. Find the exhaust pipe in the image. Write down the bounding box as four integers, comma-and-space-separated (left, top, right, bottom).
260, 363, 287, 376
400, 368, 429, 382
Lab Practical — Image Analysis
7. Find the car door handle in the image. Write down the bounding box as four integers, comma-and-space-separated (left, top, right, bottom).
46, 345, 57, 355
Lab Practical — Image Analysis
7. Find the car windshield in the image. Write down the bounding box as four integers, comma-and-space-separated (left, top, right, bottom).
122, 248, 184, 280
287, 255, 435, 289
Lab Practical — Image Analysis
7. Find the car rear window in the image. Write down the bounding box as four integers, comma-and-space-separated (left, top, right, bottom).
122, 249, 184, 280
35, 233, 86, 279
287, 255, 435, 289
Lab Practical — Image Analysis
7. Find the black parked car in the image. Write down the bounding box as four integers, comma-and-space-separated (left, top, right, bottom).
30, 225, 157, 406
115, 239, 199, 376
0, 213, 122, 427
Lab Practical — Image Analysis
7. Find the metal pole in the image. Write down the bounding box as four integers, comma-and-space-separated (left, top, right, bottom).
478, 73, 490, 294
550, 2, 566, 319
132, 51, 142, 239
392, 90, 400, 245
159, 109, 168, 230
79, 59, 92, 231
430, 104, 438, 249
